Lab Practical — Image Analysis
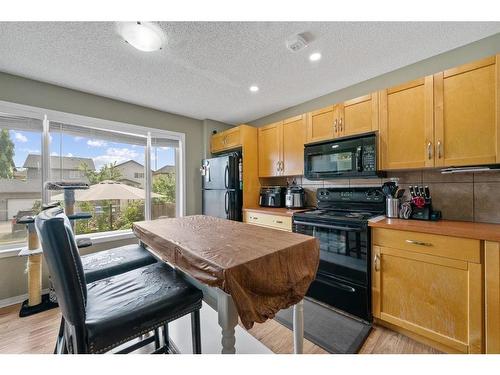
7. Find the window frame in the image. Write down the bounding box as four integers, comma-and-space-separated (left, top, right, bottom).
0, 100, 186, 255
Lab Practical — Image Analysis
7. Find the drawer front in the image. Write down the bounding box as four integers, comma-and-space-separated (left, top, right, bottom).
372, 228, 480, 263
243, 211, 291, 231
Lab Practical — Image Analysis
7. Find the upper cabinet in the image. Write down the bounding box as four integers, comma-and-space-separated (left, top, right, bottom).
258, 121, 282, 177
339, 93, 379, 137
306, 105, 336, 143
434, 55, 499, 167
379, 77, 434, 170
380, 54, 499, 170
306, 93, 379, 144
258, 115, 306, 177
282, 115, 306, 176
211, 126, 241, 154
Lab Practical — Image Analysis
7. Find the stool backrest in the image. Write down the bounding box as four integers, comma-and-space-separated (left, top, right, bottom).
35, 207, 87, 327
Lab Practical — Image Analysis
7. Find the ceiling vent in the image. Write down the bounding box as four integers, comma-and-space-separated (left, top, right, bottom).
286, 33, 309, 53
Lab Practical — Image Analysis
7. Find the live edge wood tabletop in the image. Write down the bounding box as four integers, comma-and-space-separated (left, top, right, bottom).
368, 218, 500, 354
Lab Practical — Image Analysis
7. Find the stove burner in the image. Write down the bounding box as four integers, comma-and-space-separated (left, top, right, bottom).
344, 212, 366, 218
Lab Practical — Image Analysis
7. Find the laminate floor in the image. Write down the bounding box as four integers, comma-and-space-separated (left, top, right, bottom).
0, 303, 440, 354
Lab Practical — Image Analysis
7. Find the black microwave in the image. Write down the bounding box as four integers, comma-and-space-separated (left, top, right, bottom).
304, 132, 383, 180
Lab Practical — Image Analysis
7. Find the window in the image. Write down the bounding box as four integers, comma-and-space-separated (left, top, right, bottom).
151, 138, 177, 220
0, 113, 43, 248
0, 102, 184, 252
49, 121, 146, 235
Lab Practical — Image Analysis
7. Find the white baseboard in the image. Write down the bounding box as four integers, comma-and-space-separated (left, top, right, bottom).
0, 288, 50, 309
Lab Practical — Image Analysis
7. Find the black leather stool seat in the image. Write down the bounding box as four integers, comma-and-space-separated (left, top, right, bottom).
82, 244, 157, 283
85, 262, 203, 354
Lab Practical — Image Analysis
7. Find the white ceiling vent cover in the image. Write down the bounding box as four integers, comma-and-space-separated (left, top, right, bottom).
286, 33, 309, 52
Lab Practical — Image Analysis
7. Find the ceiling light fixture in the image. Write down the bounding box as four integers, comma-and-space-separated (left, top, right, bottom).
249, 85, 259, 93
116, 22, 165, 52
309, 52, 322, 62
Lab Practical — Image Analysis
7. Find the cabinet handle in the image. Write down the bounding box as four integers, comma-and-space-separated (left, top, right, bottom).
334, 119, 338, 133
250, 216, 258, 220
276, 161, 280, 174
427, 141, 432, 160
274, 219, 283, 224
339, 117, 343, 133
437, 140, 442, 159
406, 239, 433, 247
280, 161, 284, 174
374, 254, 380, 271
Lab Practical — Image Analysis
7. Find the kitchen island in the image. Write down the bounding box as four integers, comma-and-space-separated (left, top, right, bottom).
133, 215, 320, 354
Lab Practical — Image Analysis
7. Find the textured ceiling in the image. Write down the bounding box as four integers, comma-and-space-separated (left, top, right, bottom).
0, 22, 499, 124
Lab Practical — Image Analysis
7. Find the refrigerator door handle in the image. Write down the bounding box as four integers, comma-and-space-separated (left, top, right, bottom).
224, 162, 229, 189
224, 191, 229, 219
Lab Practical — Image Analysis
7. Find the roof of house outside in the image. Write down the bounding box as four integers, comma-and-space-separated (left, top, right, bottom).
154, 165, 175, 174
115, 160, 144, 168
23, 154, 95, 170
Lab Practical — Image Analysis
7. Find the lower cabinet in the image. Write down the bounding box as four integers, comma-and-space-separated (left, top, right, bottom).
485, 241, 500, 353
243, 210, 292, 232
372, 228, 483, 353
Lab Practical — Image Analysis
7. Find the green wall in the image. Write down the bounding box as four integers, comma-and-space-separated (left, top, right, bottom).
249, 33, 500, 126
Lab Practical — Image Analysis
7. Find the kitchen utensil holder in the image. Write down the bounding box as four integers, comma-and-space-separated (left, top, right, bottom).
386, 197, 400, 218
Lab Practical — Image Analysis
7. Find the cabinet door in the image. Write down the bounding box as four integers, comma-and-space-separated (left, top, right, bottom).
379, 77, 434, 169
373, 245, 483, 353
210, 127, 241, 153
485, 241, 500, 354
211, 132, 226, 153
222, 127, 241, 150
282, 115, 306, 176
341, 93, 379, 137
306, 106, 335, 143
434, 55, 499, 167
258, 121, 282, 177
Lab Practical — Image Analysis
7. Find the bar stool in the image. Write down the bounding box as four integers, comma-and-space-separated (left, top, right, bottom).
39, 203, 159, 352
36, 207, 202, 354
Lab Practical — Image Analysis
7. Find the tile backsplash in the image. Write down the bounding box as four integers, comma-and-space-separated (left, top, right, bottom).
260, 169, 500, 224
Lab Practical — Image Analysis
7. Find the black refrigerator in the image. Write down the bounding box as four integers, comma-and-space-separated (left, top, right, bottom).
201, 152, 242, 221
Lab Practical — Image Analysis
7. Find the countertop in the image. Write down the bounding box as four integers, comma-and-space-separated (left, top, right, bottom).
369, 217, 500, 242
243, 206, 311, 217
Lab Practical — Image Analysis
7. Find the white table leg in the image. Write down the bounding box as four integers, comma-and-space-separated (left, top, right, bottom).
217, 290, 238, 354
293, 299, 304, 354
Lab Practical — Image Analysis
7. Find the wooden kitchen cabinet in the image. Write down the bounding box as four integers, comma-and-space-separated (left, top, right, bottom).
258, 121, 282, 177
485, 241, 500, 353
306, 105, 335, 143
379, 77, 434, 170
210, 126, 241, 153
243, 210, 292, 232
372, 228, 483, 353
338, 93, 379, 137
258, 115, 306, 177
434, 55, 499, 167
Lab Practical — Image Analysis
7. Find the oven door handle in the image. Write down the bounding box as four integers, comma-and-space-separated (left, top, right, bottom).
293, 220, 363, 232
317, 272, 357, 293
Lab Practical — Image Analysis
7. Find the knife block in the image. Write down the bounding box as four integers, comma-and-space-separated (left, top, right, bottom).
410, 204, 432, 220
410, 198, 441, 221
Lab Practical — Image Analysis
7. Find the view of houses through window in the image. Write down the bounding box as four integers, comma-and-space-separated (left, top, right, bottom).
0, 112, 179, 249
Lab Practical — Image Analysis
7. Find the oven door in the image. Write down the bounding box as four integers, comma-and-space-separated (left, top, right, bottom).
293, 219, 371, 320
293, 220, 369, 285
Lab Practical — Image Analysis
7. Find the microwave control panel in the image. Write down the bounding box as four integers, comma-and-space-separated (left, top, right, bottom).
362, 145, 376, 171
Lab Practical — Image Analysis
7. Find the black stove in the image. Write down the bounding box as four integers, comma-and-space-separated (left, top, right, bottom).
293, 187, 385, 322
